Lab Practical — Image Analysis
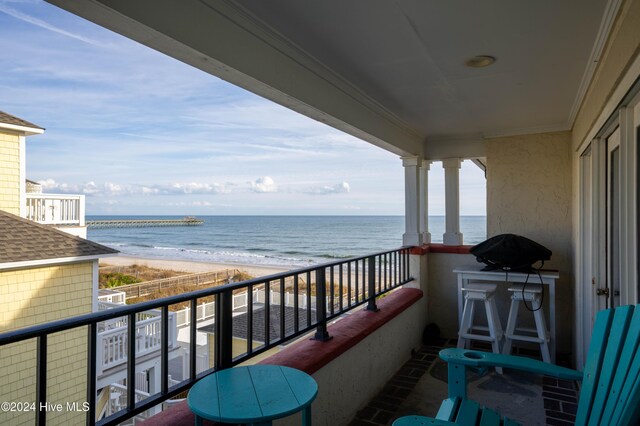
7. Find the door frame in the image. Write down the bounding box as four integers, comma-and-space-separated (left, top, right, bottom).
576, 82, 640, 368
605, 125, 621, 309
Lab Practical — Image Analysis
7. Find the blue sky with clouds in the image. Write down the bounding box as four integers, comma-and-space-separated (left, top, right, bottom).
0, 0, 486, 216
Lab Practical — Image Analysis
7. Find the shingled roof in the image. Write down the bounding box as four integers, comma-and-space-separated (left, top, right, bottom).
0, 210, 117, 265
0, 111, 43, 132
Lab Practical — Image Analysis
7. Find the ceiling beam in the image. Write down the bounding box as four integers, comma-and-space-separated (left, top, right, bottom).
423, 135, 486, 161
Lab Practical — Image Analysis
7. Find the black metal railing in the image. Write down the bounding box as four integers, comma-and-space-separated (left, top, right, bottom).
0, 247, 413, 426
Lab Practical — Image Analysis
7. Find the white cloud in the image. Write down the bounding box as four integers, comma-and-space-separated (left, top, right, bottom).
38, 179, 230, 196
192, 201, 213, 206
251, 176, 278, 193
304, 182, 351, 195
162, 182, 229, 195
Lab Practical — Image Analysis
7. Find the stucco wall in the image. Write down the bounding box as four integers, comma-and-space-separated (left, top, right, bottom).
427, 252, 476, 339
275, 291, 427, 426
0, 130, 22, 216
0, 262, 94, 425
485, 131, 573, 353
572, 0, 640, 149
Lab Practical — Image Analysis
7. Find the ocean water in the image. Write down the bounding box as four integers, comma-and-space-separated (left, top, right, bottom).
87, 216, 486, 268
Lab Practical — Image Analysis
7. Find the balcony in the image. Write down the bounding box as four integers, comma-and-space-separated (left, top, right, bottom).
0, 248, 422, 426
0, 245, 580, 425
24, 193, 87, 238
25, 193, 86, 227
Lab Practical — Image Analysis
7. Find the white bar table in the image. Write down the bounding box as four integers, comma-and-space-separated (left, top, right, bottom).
453, 266, 560, 363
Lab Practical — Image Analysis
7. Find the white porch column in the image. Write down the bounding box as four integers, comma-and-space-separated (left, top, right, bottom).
442, 158, 463, 245
402, 156, 423, 246
420, 160, 431, 244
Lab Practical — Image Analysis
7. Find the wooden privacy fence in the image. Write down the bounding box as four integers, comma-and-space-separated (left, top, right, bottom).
108, 269, 241, 299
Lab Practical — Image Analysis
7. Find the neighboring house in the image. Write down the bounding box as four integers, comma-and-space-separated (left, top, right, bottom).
0, 111, 88, 238
0, 112, 118, 425
0, 111, 42, 217
25, 179, 42, 194
0, 112, 198, 422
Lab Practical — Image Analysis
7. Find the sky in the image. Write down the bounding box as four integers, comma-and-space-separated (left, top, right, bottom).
0, 0, 486, 216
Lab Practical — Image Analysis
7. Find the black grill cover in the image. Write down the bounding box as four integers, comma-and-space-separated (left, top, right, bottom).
470, 234, 552, 272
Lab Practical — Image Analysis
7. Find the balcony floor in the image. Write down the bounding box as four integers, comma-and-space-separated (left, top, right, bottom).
349, 339, 578, 426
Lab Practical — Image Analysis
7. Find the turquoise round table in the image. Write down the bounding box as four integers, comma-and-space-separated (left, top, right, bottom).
187, 365, 318, 426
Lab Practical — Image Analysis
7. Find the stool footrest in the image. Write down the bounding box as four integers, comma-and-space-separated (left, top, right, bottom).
469, 325, 490, 332
460, 333, 501, 342
514, 326, 538, 334
506, 334, 547, 343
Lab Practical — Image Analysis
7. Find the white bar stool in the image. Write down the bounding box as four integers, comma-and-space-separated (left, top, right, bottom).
457, 283, 503, 373
503, 283, 551, 363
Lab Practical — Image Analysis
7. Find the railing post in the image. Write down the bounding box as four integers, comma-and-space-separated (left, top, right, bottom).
87, 324, 97, 426
313, 268, 331, 341
366, 256, 379, 311
127, 313, 136, 410
161, 306, 169, 396
36, 335, 47, 426
406, 248, 411, 281
189, 300, 197, 380
215, 289, 233, 369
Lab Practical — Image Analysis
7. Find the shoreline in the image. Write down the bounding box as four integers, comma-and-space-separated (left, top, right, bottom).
100, 254, 292, 278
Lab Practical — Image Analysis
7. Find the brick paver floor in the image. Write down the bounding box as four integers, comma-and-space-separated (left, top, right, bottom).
349, 339, 579, 426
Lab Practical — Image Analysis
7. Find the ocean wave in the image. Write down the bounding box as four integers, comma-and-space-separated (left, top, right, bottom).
153, 246, 212, 255
148, 246, 314, 268
100, 240, 344, 268
317, 253, 353, 259
102, 242, 129, 247
102, 241, 155, 250
213, 251, 267, 259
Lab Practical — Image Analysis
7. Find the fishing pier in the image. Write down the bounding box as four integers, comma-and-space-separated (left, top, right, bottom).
87, 216, 204, 229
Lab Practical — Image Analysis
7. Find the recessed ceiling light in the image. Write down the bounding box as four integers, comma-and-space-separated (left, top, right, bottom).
465, 55, 496, 68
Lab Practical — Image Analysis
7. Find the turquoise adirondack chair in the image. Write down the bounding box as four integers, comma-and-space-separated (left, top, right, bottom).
393, 304, 640, 426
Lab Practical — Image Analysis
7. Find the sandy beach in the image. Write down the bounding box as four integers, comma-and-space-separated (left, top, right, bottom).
100, 254, 291, 278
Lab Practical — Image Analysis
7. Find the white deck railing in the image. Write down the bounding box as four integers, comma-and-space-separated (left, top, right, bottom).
25, 193, 85, 226
95, 287, 340, 374
96, 311, 177, 375
98, 290, 127, 305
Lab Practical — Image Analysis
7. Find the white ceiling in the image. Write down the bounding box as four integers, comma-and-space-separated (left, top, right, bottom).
47, 0, 613, 156
235, 0, 609, 140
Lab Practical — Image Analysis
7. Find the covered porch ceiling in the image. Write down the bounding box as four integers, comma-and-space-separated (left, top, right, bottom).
47, 0, 613, 158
